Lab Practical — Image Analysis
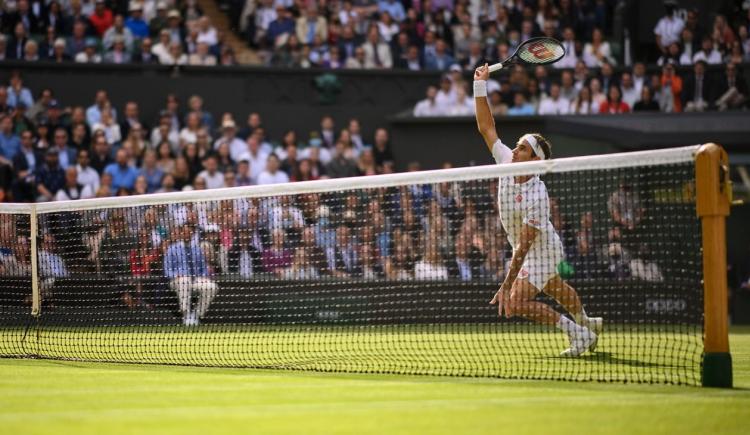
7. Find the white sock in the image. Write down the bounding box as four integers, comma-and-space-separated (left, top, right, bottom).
573, 307, 589, 325
556, 315, 582, 336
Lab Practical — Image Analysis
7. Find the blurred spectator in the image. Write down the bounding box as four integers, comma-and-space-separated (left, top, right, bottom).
446, 85, 474, 116
296, 5, 327, 45
326, 141, 358, 178
188, 42, 217, 65
583, 28, 614, 67
103, 14, 134, 51
256, 154, 289, 185
413, 85, 442, 117
633, 86, 660, 112
569, 85, 595, 115
164, 225, 217, 326
104, 35, 131, 63
262, 228, 292, 276
715, 62, 748, 111
683, 61, 713, 112
599, 85, 630, 114
6, 72, 33, 110
693, 36, 722, 65
424, 39, 454, 71
658, 62, 683, 112
55, 166, 94, 200
125, 3, 150, 39
75, 149, 100, 192
89, 0, 114, 37
197, 154, 223, 189
35, 149, 65, 202
362, 25, 392, 69
654, 0, 684, 56
104, 149, 138, 192
539, 83, 570, 115
507, 92, 535, 116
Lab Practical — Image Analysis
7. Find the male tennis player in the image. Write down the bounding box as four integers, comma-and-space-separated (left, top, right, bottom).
473, 63, 602, 356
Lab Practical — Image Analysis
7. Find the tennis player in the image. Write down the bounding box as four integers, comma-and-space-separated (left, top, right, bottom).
473, 63, 602, 356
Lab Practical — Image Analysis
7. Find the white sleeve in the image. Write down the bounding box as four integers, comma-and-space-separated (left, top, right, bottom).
491, 139, 512, 164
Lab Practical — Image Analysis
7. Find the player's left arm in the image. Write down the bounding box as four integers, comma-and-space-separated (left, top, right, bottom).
490, 224, 539, 316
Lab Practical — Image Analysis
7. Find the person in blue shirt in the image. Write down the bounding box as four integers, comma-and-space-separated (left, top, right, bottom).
6, 72, 34, 109
507, 92, 537, 116
0, 115, 20, 162
104, 148, 138, 191
266, 5, 295, 47
164, 225, 218, 326
138, 149, 164, 193
125, 3, 149, 39
378, 0, 406, 22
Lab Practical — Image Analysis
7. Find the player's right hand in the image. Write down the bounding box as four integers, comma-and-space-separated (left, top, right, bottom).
489, 284, 510, 318
474, 63, 489, 81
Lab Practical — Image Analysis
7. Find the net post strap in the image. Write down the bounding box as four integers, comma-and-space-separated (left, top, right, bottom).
29, 205, 40, 317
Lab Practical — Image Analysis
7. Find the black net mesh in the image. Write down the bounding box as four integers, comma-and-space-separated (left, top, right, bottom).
0, 160, 703, 384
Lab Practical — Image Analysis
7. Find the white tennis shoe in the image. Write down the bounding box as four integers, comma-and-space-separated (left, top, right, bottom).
560, 327, 598, 357
582, 317, 603, 351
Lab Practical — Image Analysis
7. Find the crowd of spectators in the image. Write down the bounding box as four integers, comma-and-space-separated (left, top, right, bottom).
413, 57, 748, 116
0, 70, 398, 203
0, 0, 238, 65
411, 1, 750, 117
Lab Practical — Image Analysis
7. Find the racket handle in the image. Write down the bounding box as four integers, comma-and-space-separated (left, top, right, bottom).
488, 63, 504, 73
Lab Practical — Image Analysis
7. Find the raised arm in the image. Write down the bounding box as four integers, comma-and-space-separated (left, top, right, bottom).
474, 64, 499, 151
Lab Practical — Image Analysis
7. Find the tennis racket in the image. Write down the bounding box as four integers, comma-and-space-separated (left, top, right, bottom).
488, 37, 566, 73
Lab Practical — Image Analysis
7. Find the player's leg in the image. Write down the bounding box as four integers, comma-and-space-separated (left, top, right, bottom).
505, 277, 560, 325
171, 277, 192, 326
507, 276, 596, 356
194, 277, 218, 321
543, 275, 603, 335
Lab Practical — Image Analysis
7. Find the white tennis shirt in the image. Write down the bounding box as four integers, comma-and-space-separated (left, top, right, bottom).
491, 139, 563, 257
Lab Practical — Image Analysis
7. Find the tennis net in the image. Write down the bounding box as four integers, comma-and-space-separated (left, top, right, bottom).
0, 145, 712, 384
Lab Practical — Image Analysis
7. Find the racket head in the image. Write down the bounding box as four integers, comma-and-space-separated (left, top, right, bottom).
512, 37, 566, 65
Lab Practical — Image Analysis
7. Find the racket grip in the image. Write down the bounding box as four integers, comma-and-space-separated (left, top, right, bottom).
488, 63, 504, 73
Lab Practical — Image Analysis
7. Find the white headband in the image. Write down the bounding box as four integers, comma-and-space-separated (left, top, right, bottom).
520, 134, 545, 160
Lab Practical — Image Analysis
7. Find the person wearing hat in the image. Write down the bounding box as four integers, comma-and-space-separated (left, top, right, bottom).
89, 0, 114, 37
149, 1, 169, 37
74, 37, 102, 63
165, 9, 186, 45
214, 119, 246, 162
125, 2, 149, 38
35, 147, 66, 202
654, 0, 685, 55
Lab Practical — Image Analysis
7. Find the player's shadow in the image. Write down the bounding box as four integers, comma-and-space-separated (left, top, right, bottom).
539, 351, 679, 369
574, 351, 674, 369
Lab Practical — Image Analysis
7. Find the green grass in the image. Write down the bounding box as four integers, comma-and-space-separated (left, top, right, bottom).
0, 327, 748, 435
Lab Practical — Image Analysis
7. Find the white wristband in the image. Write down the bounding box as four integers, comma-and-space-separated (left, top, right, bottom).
473, 80, 487, 98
